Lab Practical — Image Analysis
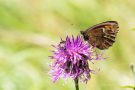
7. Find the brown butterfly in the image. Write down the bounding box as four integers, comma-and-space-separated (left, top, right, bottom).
80, 21, 119, 50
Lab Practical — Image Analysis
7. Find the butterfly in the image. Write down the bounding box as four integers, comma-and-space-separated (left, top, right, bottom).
80, 21, 119, 50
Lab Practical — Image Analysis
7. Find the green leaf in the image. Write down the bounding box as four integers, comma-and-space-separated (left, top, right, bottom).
121, 85, 135, 89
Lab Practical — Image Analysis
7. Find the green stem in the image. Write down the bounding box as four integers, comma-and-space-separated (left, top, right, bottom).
131, 65, 135, 90
74, 77, 79, 90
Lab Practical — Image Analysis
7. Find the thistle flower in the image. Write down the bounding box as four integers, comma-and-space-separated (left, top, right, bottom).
50, 35, 103, 83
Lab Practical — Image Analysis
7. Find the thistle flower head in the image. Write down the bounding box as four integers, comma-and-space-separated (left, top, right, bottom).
50, 35, 103, 83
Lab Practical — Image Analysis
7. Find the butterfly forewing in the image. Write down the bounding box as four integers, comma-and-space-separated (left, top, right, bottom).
81, 21, 119, 50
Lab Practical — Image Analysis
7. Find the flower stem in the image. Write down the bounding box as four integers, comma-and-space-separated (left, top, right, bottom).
131, 65, 135, 90
74, 77, 79, 90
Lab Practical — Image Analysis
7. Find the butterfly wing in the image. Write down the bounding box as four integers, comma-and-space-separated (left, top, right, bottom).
81, 21, 119, 50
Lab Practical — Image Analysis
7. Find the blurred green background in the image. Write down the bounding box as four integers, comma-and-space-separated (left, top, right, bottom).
0, 0, 135, 90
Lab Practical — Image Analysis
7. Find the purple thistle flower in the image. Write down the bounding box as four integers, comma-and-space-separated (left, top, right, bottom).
50, 35, 103, 83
